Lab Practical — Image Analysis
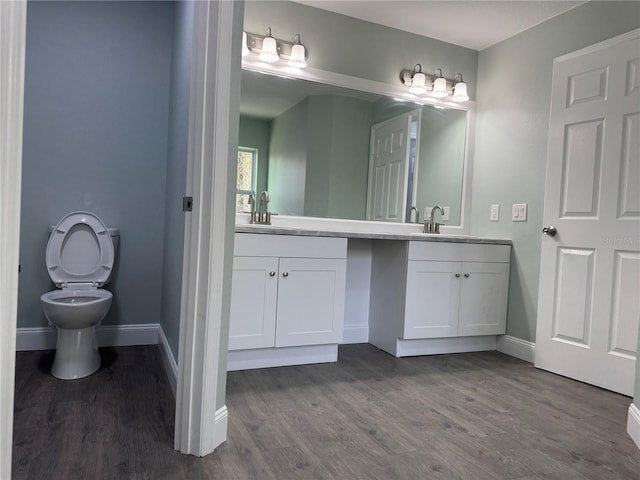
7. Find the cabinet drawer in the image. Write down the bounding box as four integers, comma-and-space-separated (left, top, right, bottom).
235, 233, 347, 259
408, 241, 510, 263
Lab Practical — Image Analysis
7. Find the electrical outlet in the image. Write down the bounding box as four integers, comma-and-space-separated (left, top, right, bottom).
490, 204, 500, 221
442, 206, 450, 221
512, 203, 528, 222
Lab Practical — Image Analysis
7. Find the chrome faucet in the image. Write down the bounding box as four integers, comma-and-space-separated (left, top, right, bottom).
409, 206, 419, 224
257, 190, 271, 225
248, 193, 257, 224
424, 205, 444, 233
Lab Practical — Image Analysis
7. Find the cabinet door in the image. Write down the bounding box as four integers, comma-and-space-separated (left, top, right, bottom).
275, 257, 346, 347
228, 256, 278, 351
404, 261, 460, 339
458, 262, 510, 336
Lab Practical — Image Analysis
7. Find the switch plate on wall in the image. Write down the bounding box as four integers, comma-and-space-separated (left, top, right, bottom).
442, 206, 450, 221
424, 207, 432, 220
512, 203, 528, 221
424, 206, 449, 221
490, 204, 500, 221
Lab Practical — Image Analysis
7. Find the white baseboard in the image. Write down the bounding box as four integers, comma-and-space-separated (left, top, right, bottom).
342, 325, 369, 344
496, 335, 536, 363
158, 325, 178, 397
227, 344, 338, 371
213, 406, 228, 450
16, 323, 161, 351
628, 403, 640, 450
393, 335, 498, 358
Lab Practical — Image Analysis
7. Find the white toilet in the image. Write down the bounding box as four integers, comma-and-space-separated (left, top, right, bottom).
40, 211, 119, 380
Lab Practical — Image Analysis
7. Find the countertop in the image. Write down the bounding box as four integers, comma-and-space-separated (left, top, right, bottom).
235, 224, 511, 245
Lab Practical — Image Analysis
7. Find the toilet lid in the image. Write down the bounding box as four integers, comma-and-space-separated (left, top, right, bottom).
46, 211, 114, 288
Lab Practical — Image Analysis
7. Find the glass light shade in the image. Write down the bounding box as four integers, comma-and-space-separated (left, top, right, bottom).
431, 76, 448, 98
288, 43, 307, 68
408, 72, 427, 95
241, 31, 250, 57
452, 81, 469, 102
259, 36, 279, 63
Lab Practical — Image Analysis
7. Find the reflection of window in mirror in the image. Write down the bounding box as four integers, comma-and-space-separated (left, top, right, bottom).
236, 147, 257, 213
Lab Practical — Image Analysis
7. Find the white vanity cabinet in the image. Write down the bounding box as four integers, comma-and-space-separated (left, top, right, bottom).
369, 240, 511, 357
228, 233, 347, 370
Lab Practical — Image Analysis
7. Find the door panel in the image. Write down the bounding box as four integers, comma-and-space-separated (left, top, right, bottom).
535, 31, 640, 395
275, 257, 346, 347
404, 261, 460, 339
228, 256, 278, 350
367, 113, 412, 222
458, 262, 509, 337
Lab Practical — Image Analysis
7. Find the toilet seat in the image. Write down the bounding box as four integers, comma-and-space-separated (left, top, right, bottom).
46, 211, 114, 288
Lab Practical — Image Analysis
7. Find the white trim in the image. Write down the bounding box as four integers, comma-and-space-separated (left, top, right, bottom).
342, 326, 369, 344
555, 28, 640, 63
158, 325, 178, 396
16, 324, 162, 351
497, 335, 536, 363
174, 0, 241, 457
227, 344, 338, 371
627, 403, 640, 450
0, 2, 26, 477
213, 406, 229, 451
394, 335, 497, 358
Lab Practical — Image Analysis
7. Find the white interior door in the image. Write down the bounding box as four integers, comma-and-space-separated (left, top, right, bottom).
535, 30, 640, 396
366, 113, 412, 222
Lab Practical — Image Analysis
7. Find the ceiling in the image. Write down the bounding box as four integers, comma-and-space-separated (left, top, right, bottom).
293, 1, 586, 51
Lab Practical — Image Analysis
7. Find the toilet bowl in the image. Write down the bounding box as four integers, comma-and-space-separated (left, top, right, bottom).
40, 211, 117, 380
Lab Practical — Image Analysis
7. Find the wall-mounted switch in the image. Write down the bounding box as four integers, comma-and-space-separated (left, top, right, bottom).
442, 206, 450, 221
490, 204, 500, 221
512, 203, 528, 222
424, 207, 432, 220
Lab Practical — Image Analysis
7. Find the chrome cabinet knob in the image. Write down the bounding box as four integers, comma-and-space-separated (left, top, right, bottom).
269, 271, 276, 277
282, 272, 289, 278
542, 226, 557, 237
464, 273, 470, 278
455, 273, 461, 278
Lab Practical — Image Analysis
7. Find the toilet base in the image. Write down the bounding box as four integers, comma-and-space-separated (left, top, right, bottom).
51, 326, 101, 380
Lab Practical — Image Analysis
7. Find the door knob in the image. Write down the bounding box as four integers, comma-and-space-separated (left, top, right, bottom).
542, 226, 557, 237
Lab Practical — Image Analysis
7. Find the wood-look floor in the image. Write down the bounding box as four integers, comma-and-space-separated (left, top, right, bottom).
13, 344, 640, 479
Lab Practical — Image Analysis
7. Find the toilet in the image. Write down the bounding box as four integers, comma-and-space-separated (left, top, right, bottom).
40, 211, 119, 380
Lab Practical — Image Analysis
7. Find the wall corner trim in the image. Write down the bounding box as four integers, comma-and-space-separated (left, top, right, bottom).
214, 406, 229, 450
628, 403, 640, 451
496, 335, 536, 363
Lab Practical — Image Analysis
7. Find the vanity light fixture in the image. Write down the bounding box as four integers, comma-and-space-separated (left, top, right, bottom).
258, 27, 280, 63
241, 31, 251, 57
407, 64, 427, 95
451, 73, 469, 102
243, 28, 308, 68
430, 68, 448, 98
288, 34, 307, 68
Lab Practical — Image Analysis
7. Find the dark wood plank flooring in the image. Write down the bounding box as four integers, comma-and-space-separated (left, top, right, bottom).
13, 344, 640, 479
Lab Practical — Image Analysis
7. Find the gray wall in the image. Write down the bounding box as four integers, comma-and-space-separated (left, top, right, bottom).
306, 95, 372, 220
268, 98, 309, 215
636, 327, 640, 407
20, 1, 174, 329
239, 116, 271, 197
160, 1, 192, 359
472, 1, 640, 342
244, 1, 477, 100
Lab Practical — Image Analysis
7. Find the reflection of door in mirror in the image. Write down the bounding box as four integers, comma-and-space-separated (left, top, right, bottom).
366, 110, 420, 222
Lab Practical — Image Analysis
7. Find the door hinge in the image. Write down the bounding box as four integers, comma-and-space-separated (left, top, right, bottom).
183, 196, 193, 212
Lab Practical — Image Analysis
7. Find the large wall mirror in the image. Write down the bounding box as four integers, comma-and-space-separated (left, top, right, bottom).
239, 66, 473, 228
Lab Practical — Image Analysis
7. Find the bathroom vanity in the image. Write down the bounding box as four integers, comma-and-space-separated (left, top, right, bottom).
228, 220, 511, 370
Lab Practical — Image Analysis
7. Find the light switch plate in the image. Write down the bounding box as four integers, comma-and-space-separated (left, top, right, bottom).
490, 204, 500, 221
512, 203, 528, 222
424, 207, 432, 220
442, 206, 450, 221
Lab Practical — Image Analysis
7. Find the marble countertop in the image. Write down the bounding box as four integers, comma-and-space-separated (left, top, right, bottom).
235, 224, 511, 245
